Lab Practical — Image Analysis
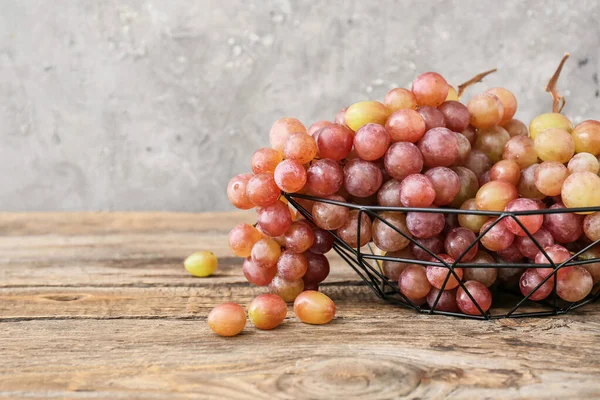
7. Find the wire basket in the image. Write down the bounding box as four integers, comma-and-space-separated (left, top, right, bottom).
284, 193, 600, 320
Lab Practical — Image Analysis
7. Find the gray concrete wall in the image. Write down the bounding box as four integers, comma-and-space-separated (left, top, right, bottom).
1, 0, 599, 211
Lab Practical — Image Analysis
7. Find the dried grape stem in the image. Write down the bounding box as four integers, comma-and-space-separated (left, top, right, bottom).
457, 68, 498, 99
545, 53, 570, 113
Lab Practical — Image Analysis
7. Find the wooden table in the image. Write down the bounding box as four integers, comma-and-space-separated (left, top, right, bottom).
1, 212, 599, 399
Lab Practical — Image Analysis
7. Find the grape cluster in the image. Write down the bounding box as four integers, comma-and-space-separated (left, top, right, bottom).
227, 65, 600, 317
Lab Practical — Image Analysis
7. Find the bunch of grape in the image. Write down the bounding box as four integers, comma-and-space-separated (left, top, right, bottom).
226, 58, 600, 317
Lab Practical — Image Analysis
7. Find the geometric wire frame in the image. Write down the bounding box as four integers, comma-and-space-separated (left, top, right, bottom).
284, 193, 600, 320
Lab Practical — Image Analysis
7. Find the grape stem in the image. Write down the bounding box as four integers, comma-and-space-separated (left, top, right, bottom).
545, 53, 570, 113
457, 68, 498, 99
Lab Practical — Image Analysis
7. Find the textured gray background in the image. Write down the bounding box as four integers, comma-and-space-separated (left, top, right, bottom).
1, 0, 599, 211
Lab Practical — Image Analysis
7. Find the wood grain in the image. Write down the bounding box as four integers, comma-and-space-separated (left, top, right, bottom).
1, 212, 600, 399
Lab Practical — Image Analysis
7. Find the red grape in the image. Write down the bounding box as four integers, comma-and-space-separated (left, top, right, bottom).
257, 200, 293, 237
270, 117, 307, 153
382, 247, 418, 280
497, 242, 524, 262
208, 303, 246, 337
520, 268, 554, 301
309, 229, 335, 254
456, 281, 492, 315
463, 150, 492, 178
412, 72, 449, 107
269, 275, 304, 302
486, 87, 517, 125
308, 120, 332, 136
385, 109, 427, 143
418, 127, 459, 167
372, 212, 411, 252
384, 142, 424, 181
243, 257, 277, 286
248, 294, 287, 330
503, 118, 528, 137
583, 212, 600, 241
426, 288, 459, 312
515, 228, 555, 259
377, 179, 403, 207
474, 126, 510, 163
251, 238, 282, 269
384, 88, 418, 112
480, 219, 514, 252
316, 124, 354, 161
426, 254, 463, 290
406, 211, 445, 239
445, 227, 478, 262
400, 174, 436, 208
503, 198, 543, 236
544, 202, 584, 243
251, 148, 283, 175
410, 236, 444, 261
450, 167, 479, 208
353, 123, 390, 160
534, 244, 571, 278
463, 251, 497, 287
517, 163, 545, 200
284, 221, 315, 253
475, 181, 518, 212
227, 173, 255, 210
294, 291, 336, 324
303, 252, 330, 284
424, 167, 460, 206
284, 132, 317, 164
246, 173, 280, 207
277, 250, 308, 281
229, 223, 263, 257
312, 195, 349, 230
337, 210, 372, 248
344, 159, 383, 198
418, 106, 446, 131
455, 132, 472, 165
467, 93, 504, 129
557, 266, 593, 302
398, 265, 432, 299
438, 101, 470, 132
490, 160, 520, 186
305, 159, 344, 196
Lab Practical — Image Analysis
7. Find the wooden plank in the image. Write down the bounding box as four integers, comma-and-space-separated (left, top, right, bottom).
1, 212, 600, 399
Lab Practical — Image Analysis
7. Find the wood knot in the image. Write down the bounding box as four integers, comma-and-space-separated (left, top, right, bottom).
41, 294, 86, 302
275, 357, 422, 399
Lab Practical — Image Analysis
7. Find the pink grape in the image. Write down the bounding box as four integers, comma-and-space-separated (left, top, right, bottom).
410, 236, 444, 261
456, 281, 492, 315
344, 159, 383, 198
377, 179, 403, 207
534, 244, 572, 278
502, 135, 538, 169
248, 294, 287, 330
284, 132, 317, 165
503, 119, 528, 137
228, 223, 263, 257
463, 250, 497, 287
337, 210, 372, 248
515, 228, 555, 259
426, 288, 459, 312
583, 212, 600, 241
227, 173, 255, 210
208, 303, 246, 337
412, 72, 449, 107
307, 120, 332, 136
400, 174, 436, 208
497, 267, 525, 288
438, 101, 470, 132
450, 167, 479, 208
257, 200, 293, 237
246, 173, 281, 207
243, 257, 276, 286
384, 142, 424, 181
490, 160, 520, 186
372, 212, 411, 252
385, 109, 426, 143
474, 126, 510, 163
479, 171, 491, 187
534, 161, 568, 196
544, 202, 584, 243
444, 213, 460, 234
426, 254, 463, 290
520, 268, 554, 301
487, 87, 517, 125
398, 265, 432, 299
445, 227, 478, 262
517, 163, 545, 200
424, 167, 460, 206
480, 219, 515, 252
251, 238, 282, 269
316, 124, 354, 161
274, 160, 307, 193
418, 127, 459, 167
556, 266, 594, 302
418, 106, 446, 131
462, 125, 477, 145
270, 117, 307, 153
277, 250, 308, 281
334, 107, 349, 128
251, 148, 283, 175
284, 221, 315, 253
467, 93, 504, 129
503, 198, 543, 236
312, 195, 349, 230
497, 242, 524, 262
309, 229, 334, 255
454, 132, 472, 165
303, 252, 330, 284
384, 88, 418, 112
458, 198, 491, 233
353, 123, 391, 160
475, 181, 518, 212
268, 275, 304, 302
463, 150, 492, 178
382, 247, 418, 281
406, 211, 445, 239
567, 152, 600, 174
306, 159, 344, 196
